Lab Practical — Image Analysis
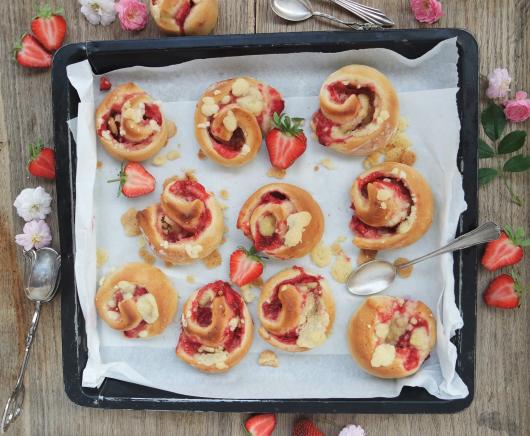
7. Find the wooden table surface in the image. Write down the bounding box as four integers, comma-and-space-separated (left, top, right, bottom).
1, 1, 529, 435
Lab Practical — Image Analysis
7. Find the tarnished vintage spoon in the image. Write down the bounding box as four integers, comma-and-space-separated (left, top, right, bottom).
1, 247, 61, 433
270, 0, 382, 30
346, 222, 501, 296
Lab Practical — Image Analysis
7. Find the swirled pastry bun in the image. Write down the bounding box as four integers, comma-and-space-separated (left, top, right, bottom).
258, 267, 335, 352
348, 296, 436, 378
150, 0, 218, 36
350, 162, 434, 250
176, 281, 253, 372
237, 183, 324, 259
95, 263, 178, 338
194, 77, 285, 167
95, 83, 176, 161
137, 175, 224, 265
311, 65, 399, 155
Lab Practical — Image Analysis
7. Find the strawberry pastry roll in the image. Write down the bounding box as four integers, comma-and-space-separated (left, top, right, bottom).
95, 263, 178, 338
258, 267, 335, 352
195, 77, 284, 167
176, 281, 253, 372
311, 65, 399, 155
348, 296, 436, 378
350, 162, 434, 250
237, 183, 324, 259
96, 82, 176, 161
150, 0, 218, 36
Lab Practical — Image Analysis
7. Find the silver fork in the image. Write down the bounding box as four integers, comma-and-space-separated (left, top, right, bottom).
331, 0, 395, 27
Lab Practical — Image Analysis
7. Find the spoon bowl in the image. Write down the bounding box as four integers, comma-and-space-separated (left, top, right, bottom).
346, 260, 397, 296
270, 0, 312, 22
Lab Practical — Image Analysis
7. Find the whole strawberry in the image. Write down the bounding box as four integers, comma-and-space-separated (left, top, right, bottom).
244, 413, 276, 436
483, 272, 528, 309
481, 226, 529, 271
28, 140, 56, 180
13, 34, 52, 69
108, 162, 155, 198
230, 247, 264, 287
266, 113, 307, 170
31, 5, 67, 52
292, 418, 324, 436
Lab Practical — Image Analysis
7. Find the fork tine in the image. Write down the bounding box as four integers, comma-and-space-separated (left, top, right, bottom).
333, 0, 394, 26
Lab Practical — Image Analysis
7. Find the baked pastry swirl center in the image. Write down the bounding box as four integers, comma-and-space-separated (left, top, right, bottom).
150, 0, 219, 36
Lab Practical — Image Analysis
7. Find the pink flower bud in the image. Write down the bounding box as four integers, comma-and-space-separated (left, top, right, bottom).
504, 91, 530, 123
410, 0, 444, 24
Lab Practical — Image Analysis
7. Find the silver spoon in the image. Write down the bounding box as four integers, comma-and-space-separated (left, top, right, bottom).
270, 0, 382, 30
346, 222, 501, 296
1, 247, 61, 433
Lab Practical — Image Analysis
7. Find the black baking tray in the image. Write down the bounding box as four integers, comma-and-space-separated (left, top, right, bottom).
53, 29, 478, 413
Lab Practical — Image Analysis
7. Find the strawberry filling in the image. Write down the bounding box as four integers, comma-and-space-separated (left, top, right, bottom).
250, 190, 290, 251
312, 110, 341, 147
255, 84, 285, 132
110, 285, 150, 338
327, 81, 375, 105
260, 190, 288, 204
210, 127, 246, 159
174, 1, 192, 30
168, 179, 210, 202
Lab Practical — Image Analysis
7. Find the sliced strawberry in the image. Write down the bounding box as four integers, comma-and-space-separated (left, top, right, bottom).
13, 34, 52, 69
265, 113, 307, 170
244, 413, 276, 436
292, 418, 324, 436
27, 140, 56, 180
100, 76, 112, 91
31, 5, 67, 51
483, 273, 527, 309
230, 247, 264, 287
108, 162, 155, 198
481, 230, 526, 271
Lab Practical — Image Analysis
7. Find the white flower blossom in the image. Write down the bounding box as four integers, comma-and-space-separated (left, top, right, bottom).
80, 0, 117, 26
15, 220, 52, 251
339, 425, 366, 436
13, 187, 52, 222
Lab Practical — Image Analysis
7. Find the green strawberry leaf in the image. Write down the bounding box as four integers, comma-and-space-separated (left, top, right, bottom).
503, 155, 530, 172
481, 103, 506, 141
498, 130, 527, 155
478, 139, 495, 158
478, 168, 498, 185
519, 239, 530, 247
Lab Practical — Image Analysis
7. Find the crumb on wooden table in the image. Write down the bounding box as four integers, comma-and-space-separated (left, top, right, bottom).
121, 208, 141, 237
258, 350, 279, 368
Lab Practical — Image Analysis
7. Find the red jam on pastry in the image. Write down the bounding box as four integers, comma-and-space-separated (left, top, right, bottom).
176, 281, 253, 372
311, 65, 399, 156
350, 162, 434, 250
348, 296, 436, 378
258, 267, 335, 352
150, 0, 219, 36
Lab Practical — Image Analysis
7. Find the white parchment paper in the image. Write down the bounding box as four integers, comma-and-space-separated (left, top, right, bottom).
67, 37, 469, 399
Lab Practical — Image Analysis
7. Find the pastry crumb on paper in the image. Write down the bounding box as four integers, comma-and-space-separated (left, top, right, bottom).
186, 275, 196, 284
121, 208, 141, 236
166, 150, 181, 160
96, 248, 108, 267
258, 350, 279, 368
219, 189, 229, 200
139, 247, 156, 265
331, 253, 353, 284
152, 154, 167, 166
198, 149, 207, 160
266, 167, 286, 179
96, 161, 103, 169
202, 249, 222, 269
310, 242, 332, 268
319, 158, 335, 170
241, 285, 256, 303
357, 249, 378, 266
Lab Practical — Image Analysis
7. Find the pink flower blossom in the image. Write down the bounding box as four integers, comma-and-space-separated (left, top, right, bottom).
486, 68, 512, 100
15, 220, 52, 251
504, 91, 530, 122
115, 0, 148, 31
410, 0, 443, 24
339, 424, 366, 436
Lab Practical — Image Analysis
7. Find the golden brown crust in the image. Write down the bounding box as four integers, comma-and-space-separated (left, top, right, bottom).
348, 296, 436, 379
350, 162, 434, 250
150, 0, 218, 36
258, 267, 335, 352
237, 183, 324, 259
194, 77, 284, 167
137, 176, 224, 265
95, 82, 175, 161
311, 65, 399, 156
95, 263, 178, 338
176, 281, 253, 372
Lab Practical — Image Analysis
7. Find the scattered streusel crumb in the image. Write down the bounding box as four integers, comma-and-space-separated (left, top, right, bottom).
357, 249, 378, 266
96, 161, 103, 169
310, 242, 332, 268
399, 150, 416, 166
397, 116, 408, 132
330, 236, 347, 255
394, 257, 413, 278
96, 248, 108, 267
267, 167, 286, 179
152, 154, 167, 166
121, 208, 141, 236
202, 249, 222, 269
167, 121, 177, 138
139, 247, 156, 265
258, 350, 279, 368
241, 285, 256, 303
186, 275, 196, 284
167, 150, 181, 161
320, 158, 335, 170
331, 253, 353, 284
198, 149, 207, 160
219, 189, 229, 200
137, 237, 146, 248
363, 151, 383, 169
185, 170, 197, 180
314, 165, 320, 172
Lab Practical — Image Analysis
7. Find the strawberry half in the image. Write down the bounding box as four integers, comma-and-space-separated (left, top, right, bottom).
31, 5, 67, 52
481, 227, 529, 271
100, 76, 112, 91
244, 413, 276, 436
230, 247, 264, 287
108, 162, 155, 198
265, 113, 307, 170
292, 418, 324, 436
13, 34, 52, 69
483, 273, 527, 309
28, 140, 56, 180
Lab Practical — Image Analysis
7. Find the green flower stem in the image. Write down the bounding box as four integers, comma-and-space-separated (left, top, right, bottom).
501, 173, 523, 207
